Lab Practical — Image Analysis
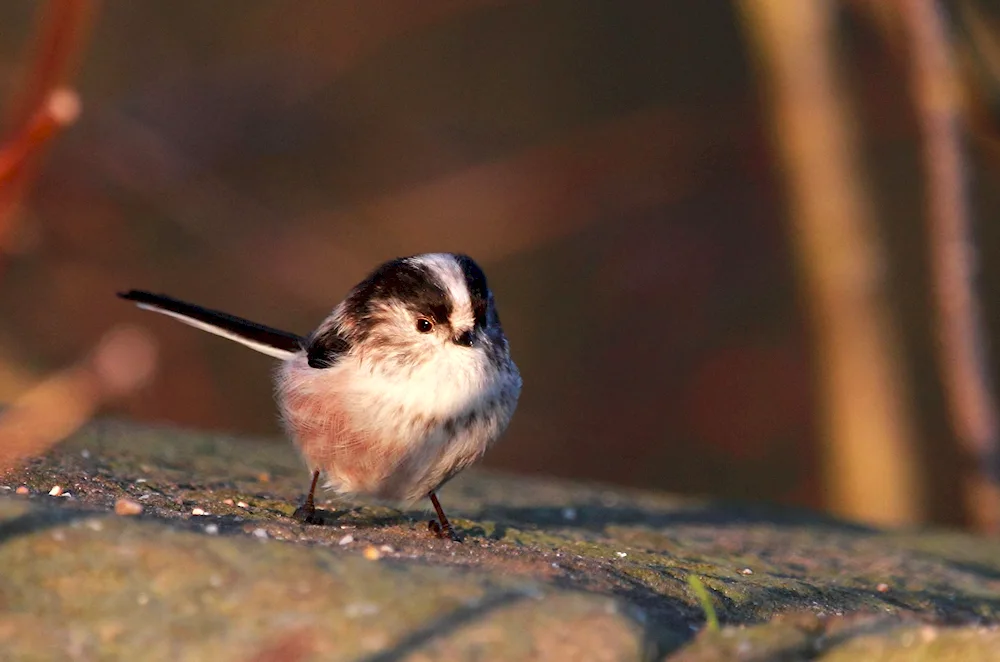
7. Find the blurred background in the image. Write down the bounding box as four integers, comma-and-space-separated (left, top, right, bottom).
2, 0, 1000, 531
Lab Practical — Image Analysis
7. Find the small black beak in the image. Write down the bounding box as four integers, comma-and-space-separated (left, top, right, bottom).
453, 330, 475, 347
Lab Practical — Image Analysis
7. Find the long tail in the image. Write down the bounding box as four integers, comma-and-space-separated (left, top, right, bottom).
117, 290, 304, 360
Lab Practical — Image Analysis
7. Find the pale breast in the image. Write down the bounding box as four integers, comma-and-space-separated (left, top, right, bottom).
274, 353, 520, 502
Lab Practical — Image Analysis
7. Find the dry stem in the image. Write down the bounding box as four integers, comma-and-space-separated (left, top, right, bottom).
899, 0, 1000, 532
739, 0, 924, 525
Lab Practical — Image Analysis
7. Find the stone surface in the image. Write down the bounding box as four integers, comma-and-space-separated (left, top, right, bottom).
2, 420, 1000, 660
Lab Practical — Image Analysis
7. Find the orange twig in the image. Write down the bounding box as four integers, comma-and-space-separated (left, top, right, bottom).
0, 88, 79, 187
4, 0, 95, 130
0, 0, 96, 260
899, 0, 1000, 532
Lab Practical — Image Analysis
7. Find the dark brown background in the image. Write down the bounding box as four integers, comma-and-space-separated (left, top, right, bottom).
2, 1, 999, 526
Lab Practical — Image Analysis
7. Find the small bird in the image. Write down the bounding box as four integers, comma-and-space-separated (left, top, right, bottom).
119, 253, 521, 539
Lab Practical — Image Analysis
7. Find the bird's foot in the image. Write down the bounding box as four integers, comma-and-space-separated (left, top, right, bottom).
293, 470, 325, 525
427, 519, 461, 541
292, 503, 326, 525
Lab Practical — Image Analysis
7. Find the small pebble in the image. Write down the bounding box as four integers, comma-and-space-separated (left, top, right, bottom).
0, 485, 10, 491
363, 545, 381, 560
48, 485, 63, 497
252, 528, 268, 539
876, 583, 890, 593
80, 449, 91, 459
222, 498, 234, 506
15, 486, 29, 495
191, 508, 207, 516
204, 524, 219, 535
616, 551, 627, 558
60, 492, 72, 498
379, 545, 394, 554
338, 534, 354, 546
237, 501, 249, 509
114, 499, 143, 516
135, 478, 147, 484
740, 568, 754, 575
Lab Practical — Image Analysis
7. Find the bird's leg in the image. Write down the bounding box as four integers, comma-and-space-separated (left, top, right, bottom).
292, 470, 323, 525
427, 491, 460, 541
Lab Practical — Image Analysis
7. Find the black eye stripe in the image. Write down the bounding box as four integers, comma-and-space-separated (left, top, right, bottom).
425, 303, 450, 326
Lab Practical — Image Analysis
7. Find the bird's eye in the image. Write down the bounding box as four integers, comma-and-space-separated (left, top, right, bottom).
416, 318, 434, 333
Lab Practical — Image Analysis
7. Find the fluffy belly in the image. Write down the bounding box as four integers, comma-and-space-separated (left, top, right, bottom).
275, 350, 520, 502
277, 379, 514, 502
279, 387, 390, 496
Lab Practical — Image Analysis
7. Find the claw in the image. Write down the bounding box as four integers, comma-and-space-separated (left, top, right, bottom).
293, 503, 325, 525
292, 470, 324, 525
427, 518, 460, 541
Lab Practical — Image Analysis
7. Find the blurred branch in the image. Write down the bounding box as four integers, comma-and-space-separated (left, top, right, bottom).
4, 0, 94, 129
0, 88, 79, 186
845, 0, 906, 49
0, 1, 95, 412
0, 326, 157, 474
739, 0, 924, 525
958, 1, 1000, 89
0, 0, 95, 262
956, 0, 1000, 156
899, 0, 1000, 533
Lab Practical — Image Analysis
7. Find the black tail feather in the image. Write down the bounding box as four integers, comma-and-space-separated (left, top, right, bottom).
118, 290, 305, 356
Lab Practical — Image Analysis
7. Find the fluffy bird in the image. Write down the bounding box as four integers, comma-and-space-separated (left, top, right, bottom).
119, 253, 521, 539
